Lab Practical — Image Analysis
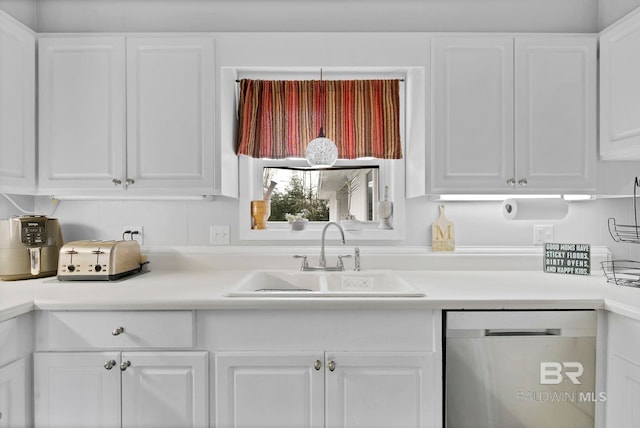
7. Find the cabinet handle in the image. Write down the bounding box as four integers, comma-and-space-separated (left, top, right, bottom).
112, 178, 122, 186
125, 178, 135, 186
506, 178, 516, 187
518, 178, 528, 187
328, 360, 336, 372
120, 360, 131, 371
0, 410, 3, 420
314, 360, 322, 371
104, 360, 117, 370
112, 326, 125, 336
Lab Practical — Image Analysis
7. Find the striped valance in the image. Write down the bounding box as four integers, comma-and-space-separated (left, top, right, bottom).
236, 79, 402, 160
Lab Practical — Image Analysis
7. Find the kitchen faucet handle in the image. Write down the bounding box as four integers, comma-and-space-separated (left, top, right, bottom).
337, 254, 352, 270
293, 255, 309, 270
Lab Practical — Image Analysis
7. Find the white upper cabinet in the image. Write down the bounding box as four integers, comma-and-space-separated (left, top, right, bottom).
431, 35, 596, 194
515, 37, 596, 191
600, 9, 640, 160
0, 12, 35, 194
126, 38, 215, 194
38, 37, 126, 192
38, 36, 218, 196
431, 37, 514, 193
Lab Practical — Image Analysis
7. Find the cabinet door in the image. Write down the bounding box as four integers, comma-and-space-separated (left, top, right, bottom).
38, 37, 126, 192
121, 351, 208, 428
34, 352, 121, 428
126, 38, 215, 194
606, 312, 640, 428
325, 352, 436, 428
0, 358, 27, 428
607, 355, 640, 428
215, 352, 324, 428
431, 37, 514, 193
0, 13, 35, 194
515, 37, 596, 192
600, 9, 640, 160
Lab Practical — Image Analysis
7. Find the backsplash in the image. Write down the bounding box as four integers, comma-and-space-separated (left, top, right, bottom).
0, 195, 625, 260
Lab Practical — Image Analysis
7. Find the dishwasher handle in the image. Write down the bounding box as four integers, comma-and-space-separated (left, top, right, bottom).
484, 328, 561, 337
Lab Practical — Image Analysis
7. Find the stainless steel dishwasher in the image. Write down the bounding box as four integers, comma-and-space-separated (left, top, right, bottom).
445, 310, 597, 428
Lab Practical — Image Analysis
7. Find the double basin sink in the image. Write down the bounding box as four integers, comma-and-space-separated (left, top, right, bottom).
226, 270, 425, 297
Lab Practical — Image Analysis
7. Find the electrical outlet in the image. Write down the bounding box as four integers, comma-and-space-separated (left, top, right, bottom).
122, 226, 144, 246
210, 225, 230, 245
533, 224, 554, 246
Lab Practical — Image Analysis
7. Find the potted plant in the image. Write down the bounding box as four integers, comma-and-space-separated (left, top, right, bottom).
285, 210, 309, 231
341, 175, 361, 231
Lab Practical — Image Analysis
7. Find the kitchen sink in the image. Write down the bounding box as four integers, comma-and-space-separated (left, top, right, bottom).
225, 270, 425, 297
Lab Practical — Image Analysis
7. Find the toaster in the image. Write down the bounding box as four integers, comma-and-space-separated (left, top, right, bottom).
57, 240, 146, 281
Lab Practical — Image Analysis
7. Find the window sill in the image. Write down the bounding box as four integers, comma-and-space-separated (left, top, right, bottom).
241, 222, 405, 241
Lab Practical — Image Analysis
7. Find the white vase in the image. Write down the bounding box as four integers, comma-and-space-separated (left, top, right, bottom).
377, 185, 393, 229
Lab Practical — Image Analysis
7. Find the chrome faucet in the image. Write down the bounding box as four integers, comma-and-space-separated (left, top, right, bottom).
319, 222, 345, 268
294, 222, 350, 271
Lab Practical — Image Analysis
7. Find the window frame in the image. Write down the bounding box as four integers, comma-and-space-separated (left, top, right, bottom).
231, 67, 411, 241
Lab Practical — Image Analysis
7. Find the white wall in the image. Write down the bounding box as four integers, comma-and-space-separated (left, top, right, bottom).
0, 195, 35, 218
36, 195, 633, 257
0, 0, 36, 29
599, 0, 640, 29
35, 0, 598, 33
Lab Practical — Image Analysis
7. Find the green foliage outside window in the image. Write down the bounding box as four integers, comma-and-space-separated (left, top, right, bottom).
268, 174, 330, 222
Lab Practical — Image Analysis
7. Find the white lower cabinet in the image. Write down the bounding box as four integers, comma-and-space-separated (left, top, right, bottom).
34, 310, 207, 428
209, 309, 440, 428
0, 358, 28, 428
605, 312, 640, 427
34, 351, 208, 428
215, 351, 434, 428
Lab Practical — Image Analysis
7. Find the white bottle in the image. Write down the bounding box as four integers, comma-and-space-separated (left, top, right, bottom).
377, 186, 393, 229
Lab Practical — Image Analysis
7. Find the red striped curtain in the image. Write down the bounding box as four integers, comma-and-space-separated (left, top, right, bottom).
236, 79, 402, 159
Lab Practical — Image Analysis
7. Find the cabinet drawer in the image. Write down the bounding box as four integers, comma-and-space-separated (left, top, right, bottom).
38, 311, 194, 350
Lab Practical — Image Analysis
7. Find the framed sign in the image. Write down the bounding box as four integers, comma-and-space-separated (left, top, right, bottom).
544, 243, 591, 275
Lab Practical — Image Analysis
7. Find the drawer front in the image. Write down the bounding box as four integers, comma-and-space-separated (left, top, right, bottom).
40, 311, 194, 350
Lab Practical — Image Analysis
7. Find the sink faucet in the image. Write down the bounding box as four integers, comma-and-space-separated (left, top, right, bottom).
293, 222, 355, 271
319, 222, 345, 268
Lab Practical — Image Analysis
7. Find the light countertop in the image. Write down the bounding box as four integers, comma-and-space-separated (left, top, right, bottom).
1, 247, 639, 322
1, 268, 638, 321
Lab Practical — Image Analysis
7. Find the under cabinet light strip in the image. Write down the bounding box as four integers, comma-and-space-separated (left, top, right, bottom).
432, 194, 594, 202
48, 195, 216, 201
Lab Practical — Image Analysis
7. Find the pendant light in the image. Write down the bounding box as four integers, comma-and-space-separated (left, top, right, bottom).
306, 69, 338, 168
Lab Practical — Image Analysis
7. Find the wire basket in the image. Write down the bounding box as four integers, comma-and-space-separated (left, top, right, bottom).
608, 177, 640, 244
601, 260, 640, 287
608, 217, 640, 244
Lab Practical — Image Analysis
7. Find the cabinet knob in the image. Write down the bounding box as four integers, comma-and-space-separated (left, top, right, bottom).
506, 178, 516, 187
518, 178, 528, 187
112, 178, 122, 186
328, 360, 336, 372
104, 360, 117, 370
314, 360, 322, 371
125, 178, 135, 186
120, 360, 131, 371
112, 326, 125, 336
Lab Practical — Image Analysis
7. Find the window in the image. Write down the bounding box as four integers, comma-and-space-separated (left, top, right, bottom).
230, 68, 414, 241
265, 166, 379, 222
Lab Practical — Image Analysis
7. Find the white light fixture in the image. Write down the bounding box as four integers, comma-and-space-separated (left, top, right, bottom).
306, 69, 338, 168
